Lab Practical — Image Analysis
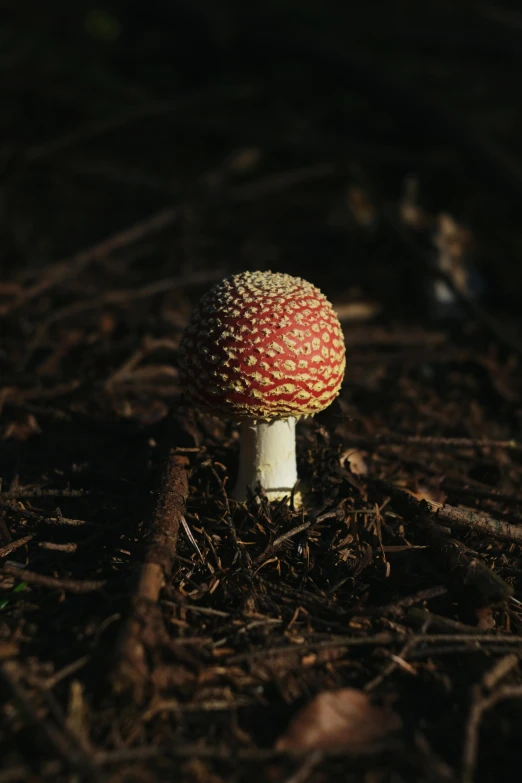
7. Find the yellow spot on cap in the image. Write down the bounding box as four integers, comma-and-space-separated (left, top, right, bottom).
178, 269, 346, 419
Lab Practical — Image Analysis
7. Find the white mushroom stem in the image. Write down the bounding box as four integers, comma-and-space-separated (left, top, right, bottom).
233, 417, 298, 502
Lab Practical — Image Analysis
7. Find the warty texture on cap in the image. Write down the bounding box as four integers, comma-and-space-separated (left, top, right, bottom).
178, 270, 346, 420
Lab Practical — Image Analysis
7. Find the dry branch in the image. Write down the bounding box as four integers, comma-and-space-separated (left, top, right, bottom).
3, 206, 179, 315
462, 656, 521, 783
0, 536, 33, 559
1, 564, 104, 593
0, 661, 101, 781
0, 500, 102, 528
428, 502, 522, 543
405, 608, 483, 635
19, 268, 224, 371
112, 452, 189, 697
366, 479, 513, 607
347, 434, 522, 453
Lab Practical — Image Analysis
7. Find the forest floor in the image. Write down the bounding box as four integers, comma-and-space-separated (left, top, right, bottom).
2, 2, 522, 781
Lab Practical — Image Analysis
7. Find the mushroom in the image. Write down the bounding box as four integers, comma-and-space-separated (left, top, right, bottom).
178, 271, 346, 502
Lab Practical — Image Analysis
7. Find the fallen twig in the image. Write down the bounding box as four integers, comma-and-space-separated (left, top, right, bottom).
442, 483, 522, 508
404, 608, 483, 635
370, 585, 448, 617
427, 501, 522, 544
43, 655, 91, 690
228, 632, 396, 663
0, 488, 90, 499
462, 655, 521, 783
23, 100, 180, 163
18, 268, 224, 371
365, 479, 513, 606
347, 434, 522, 453
0, 661, 102, 781
227, 162, 335, 201
3, 206, 180, 315
112, 452, 189, 697
0, 500, 103, 527
95, 745, 280, 765
0, 535, 33, 559
1, 564, 104, 593
271, 521, 314, 549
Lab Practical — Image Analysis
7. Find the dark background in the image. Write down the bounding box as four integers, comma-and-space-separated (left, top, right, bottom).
3, 0, 522, 314
2, 3, 522, 783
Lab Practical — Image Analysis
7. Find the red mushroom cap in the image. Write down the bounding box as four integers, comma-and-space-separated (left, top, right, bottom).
178, 271, 346, 419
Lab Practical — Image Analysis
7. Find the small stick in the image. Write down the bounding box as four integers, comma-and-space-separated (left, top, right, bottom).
365, 639, 417, 692
423, 525, 512, 605
38, 541, 78, 552
3, 206, 179, 315
347, 434, 522, 453
462, 656, 521, 783
228, 162, 335, 201
366, 479, 513, 605
112, 452, 189, 697
0, 500, 102, 528
0, 535, 33, 559
271, 521, 313, 549
417, 634, 522, 645
442, 483, 522, 508
1, 564, 104, 594
405, 608, 482, 635
19, 269, 224, 371
23, 99, 180, 163
228, 632, 395, 663
0, 661, 102, 781
43, 656, 91, 690
95, 745, 280, 765
428, 502, 522, 543
371, 585, 448, 617
0, 488, 89, 499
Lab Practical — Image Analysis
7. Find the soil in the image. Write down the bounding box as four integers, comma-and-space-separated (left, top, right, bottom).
1, 2, 522, 781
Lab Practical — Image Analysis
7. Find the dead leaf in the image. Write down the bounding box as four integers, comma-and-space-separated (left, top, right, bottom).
340, 449, 368, 476
276, 688, 401, 753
